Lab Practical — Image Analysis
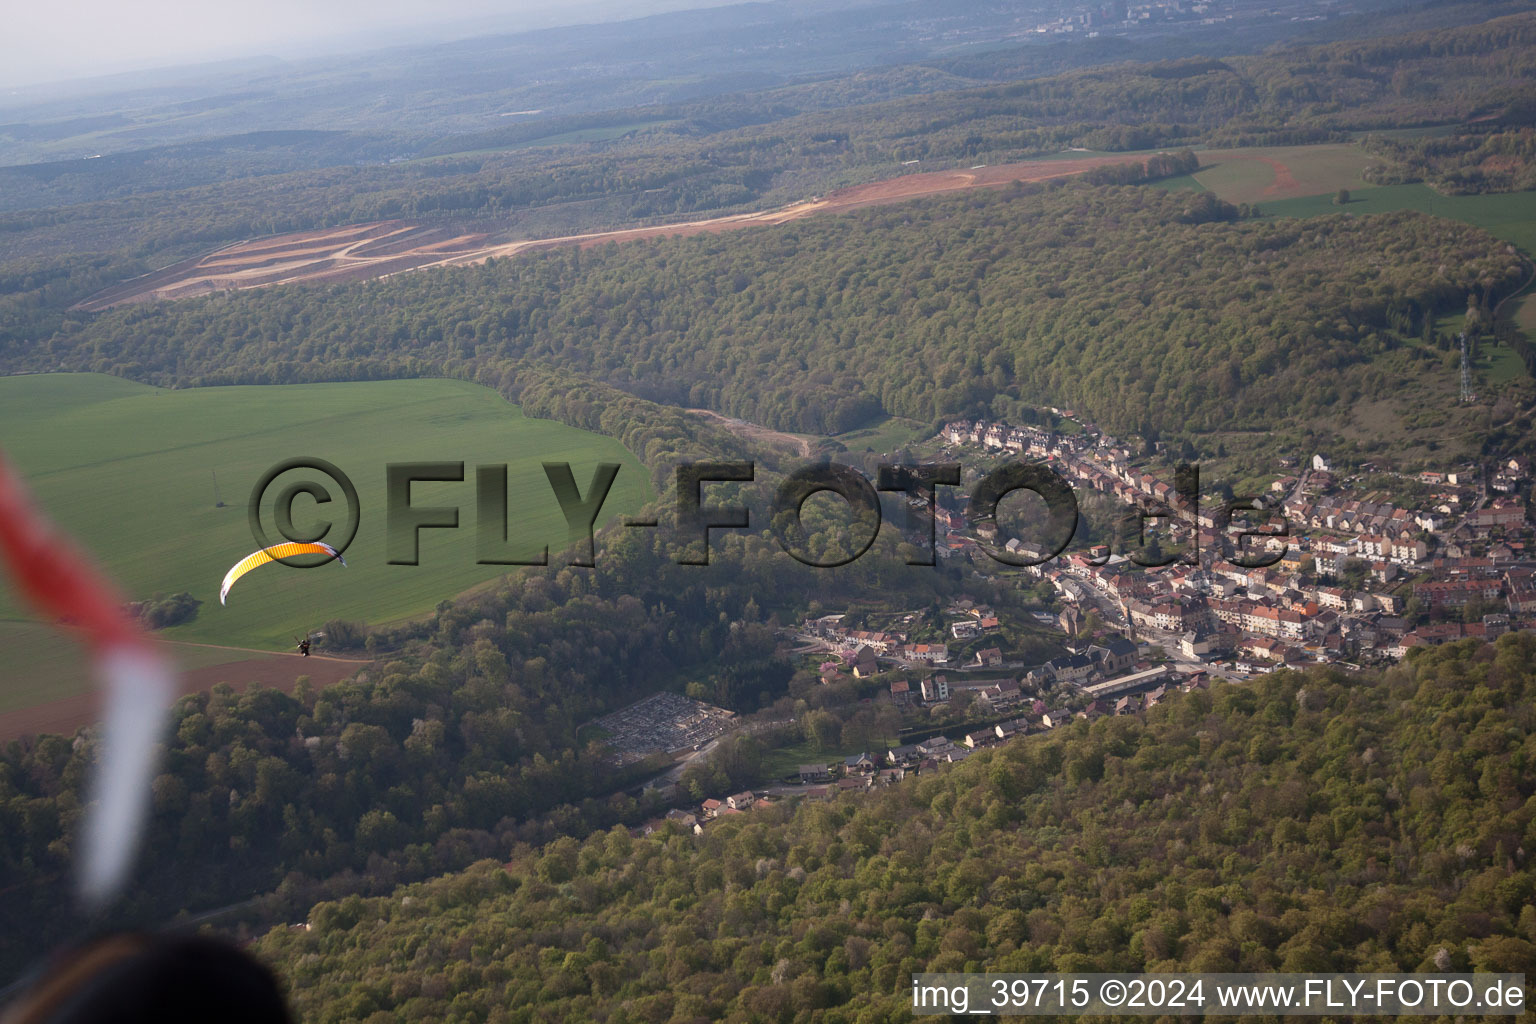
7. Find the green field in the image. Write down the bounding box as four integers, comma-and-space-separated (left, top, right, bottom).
1426, 307, 1531, 384
1193, 144, 1376, 203
417, 120, 681, 162
0, 375, 652, 652
1516, 292, 1536, 338
1032, 146, 1170, 162
1260, 183, 1536, 254
833, 414, 928, 454
1353, 125, 1461, 141
759, 737, 897, 781
1149, 174, 1208, 193
1036, 142, 1372, 202
1480, 342, 1527, 384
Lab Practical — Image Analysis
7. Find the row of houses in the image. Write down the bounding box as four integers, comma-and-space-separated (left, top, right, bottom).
943, 421, 1076, 458
802, 616, 908, 654
899, 671, 1210, 760
770, 668, 1223, 819
1077, 676, 1199, 718
1282, 494, 1440, 542
943, 416, 1535, 670
638, 790, 777, 837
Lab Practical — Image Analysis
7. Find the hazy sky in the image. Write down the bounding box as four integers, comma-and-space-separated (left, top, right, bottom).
1, 0, 725, 89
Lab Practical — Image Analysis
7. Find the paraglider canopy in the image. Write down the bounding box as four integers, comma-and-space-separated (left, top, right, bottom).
219, 542, 345, 606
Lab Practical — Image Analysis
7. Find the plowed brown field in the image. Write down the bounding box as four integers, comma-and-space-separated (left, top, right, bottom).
0, 647, 365, 741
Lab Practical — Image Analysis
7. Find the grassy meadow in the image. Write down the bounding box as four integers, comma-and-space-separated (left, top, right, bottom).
1192, 144, 1376, 203
832, 414, 928, 455
0, 374, 652, 657
1260, 183, 1536, 254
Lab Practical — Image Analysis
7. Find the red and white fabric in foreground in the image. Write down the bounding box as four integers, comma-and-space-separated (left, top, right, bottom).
0, 448, 174, 908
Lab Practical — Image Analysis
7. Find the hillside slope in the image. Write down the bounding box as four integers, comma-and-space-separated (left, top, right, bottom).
255, 637, 1536, 1023
12, 183, 1524, 446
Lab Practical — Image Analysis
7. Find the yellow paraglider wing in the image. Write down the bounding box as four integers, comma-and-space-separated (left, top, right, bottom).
219, 542, 345, 605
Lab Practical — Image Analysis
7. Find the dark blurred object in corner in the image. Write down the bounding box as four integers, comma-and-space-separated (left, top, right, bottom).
1, 933, 291, 1024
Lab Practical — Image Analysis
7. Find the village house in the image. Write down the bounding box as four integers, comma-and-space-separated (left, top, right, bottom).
994, 719, 1027, 741
819, 665, 847, 686
1180, 630, 1225, 658
1128, 598, 1213, 634
919, 674, 950, 702
1091, 634, 1138, 674
1045, 653, 1094, 684
851, 647, 880, 677
665, 809, 698, 830
1389, 536, 1429, 564
977, 678, 1024, 711
950, 619, 981, 640
843, 753, 875, 774
831, 628, 902, 653
1506, 569, 1536, 613
1416, 578, 1501, 610
1470, 499, 1526, 531
972, 647, 1004, 668
1314, 585, 1349, 610
900, 643, 950, 664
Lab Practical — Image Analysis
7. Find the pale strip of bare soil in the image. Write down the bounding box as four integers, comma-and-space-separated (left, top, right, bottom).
687, 408, 814, 458
76, 155, 1144, 310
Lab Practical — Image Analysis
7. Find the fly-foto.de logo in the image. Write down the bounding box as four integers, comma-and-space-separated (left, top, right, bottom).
243, 457, 1288, 574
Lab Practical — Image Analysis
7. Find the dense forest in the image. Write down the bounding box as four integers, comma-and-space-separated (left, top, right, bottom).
1365, 126, 1536, 193
8, 181, 1522, 443
249, 637, 1536, 1022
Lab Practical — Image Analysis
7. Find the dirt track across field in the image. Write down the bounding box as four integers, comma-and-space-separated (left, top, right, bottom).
0, 644, 366, 742
75, 156, 1144, 311
1257, 156, 1302, 196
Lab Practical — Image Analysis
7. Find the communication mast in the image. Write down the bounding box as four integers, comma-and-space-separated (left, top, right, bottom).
1460, 333, 1475, 404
